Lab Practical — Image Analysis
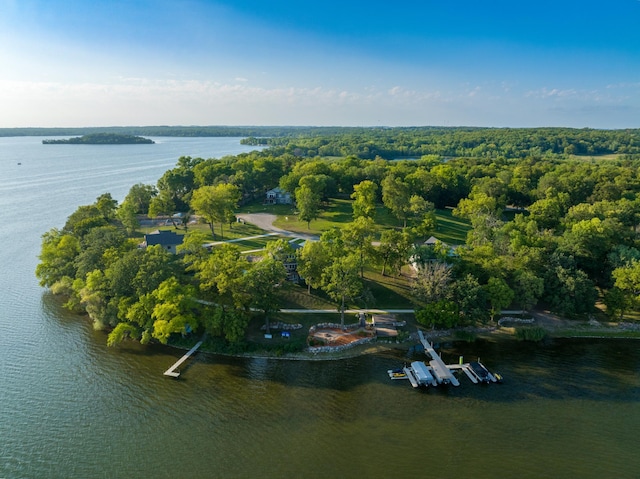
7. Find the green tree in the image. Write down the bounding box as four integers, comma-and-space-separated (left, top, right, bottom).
295, 184, 321, 229
351, 180, 377, 220
543, 252, 598, 317
196, 244, 249, 308
178, 230, 211, 267
322, 254, 363, 327
298, 240, 329, 293
382, 174, 411, 227
612, 260, 640, 314
511, 270, 544, 312
116, 200, 139, 236
148, 190, 177, 227
191, 184, 241, 238
412, 261, 453, 304
124, 183, 157, 214
95, 193, 118, 221
342, 217, 375, 278
376, 229, 412, 277
603, 287, 632, 320
245, 257, 288, 333
485, 277, 514, 321
150, 278, 199, 344
451, 274, 488, 323
36, 229, 80, 287
415, 299, 459, 329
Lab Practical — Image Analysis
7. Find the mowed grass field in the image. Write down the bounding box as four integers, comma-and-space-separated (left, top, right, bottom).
256, 198, 470, 244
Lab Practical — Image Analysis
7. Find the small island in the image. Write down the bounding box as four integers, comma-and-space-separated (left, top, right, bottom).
43, 133, 155, 145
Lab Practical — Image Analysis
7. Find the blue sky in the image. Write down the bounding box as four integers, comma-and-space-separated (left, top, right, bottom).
0, 0, 638, 128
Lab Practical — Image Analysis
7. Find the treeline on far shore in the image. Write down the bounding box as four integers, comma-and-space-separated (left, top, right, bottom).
4, 125, 640, 161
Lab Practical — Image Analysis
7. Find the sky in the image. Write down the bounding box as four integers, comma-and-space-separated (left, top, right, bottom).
0, 0, 639, 128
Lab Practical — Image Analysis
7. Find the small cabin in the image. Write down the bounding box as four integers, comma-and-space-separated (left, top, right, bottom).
143, 230, 184, 254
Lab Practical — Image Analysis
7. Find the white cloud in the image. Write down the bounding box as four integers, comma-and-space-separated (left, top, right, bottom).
0, 76, 638, 128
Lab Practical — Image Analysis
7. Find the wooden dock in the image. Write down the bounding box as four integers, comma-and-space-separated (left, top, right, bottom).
164, 337, 205, 378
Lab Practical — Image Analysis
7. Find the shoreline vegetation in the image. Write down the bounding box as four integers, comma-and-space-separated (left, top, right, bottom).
166, 316, 640, 362
35, 126, 640, 360
42, 133, 154, 145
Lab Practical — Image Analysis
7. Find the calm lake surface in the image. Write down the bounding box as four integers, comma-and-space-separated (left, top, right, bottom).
1, 137, 639, 479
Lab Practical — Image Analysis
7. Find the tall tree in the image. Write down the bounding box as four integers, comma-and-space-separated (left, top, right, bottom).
376, 229, 413, 277
382, 174, 411, 227
196, 244, 249, 308
124, 183, 157, 214
351, 180, 377, 220
342, 217, 375, 278
116, 200, 139, 236
191, 183, 241, 238
148, 190, 177, 227
245, 257, 288, 334
36, 229, 80, 287
485, 277, 515, 321
298, 240, 329, 293
295, 184, 321, 229
321, 254, 363, 327
412, 261, 453, 304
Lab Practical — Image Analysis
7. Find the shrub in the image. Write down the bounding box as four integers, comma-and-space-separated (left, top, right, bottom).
515, 327, 547, 342
454, 330, 477, 342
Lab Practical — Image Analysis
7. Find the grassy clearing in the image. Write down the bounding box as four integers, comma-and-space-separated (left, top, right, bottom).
362, 268, 416, 309
279, 284, 338, 309
262, 197, 471, 244
569, 153, 622, 162
432, 208, 470, 244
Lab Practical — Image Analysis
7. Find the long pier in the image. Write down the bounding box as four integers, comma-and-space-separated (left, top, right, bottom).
164, 337, 205, 378
417, 330, 460, 386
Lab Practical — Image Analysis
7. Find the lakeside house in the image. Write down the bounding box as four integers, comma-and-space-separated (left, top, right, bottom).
265, 187, 292, 205
410, 236, 458, 271
142, 230, 184, 254
283, 240, 303, 283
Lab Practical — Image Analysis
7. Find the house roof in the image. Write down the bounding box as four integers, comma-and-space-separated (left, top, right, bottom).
145, 229, 184, 246
266, 187, 290, 195
424, 236, 440, 245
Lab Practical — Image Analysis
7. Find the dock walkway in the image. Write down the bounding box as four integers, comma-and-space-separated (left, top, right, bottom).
417, 330, 460, 386
164, 336, 205, 378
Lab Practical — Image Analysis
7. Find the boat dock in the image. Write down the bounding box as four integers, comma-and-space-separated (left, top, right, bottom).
163, 337, 205, 378
417, 330, 460, 386
447, 364, 479, 384
388, 331, 503, 389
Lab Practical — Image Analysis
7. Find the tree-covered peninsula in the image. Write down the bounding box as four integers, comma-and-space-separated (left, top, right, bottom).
42, 133, 154, 145
36, 126, 640, 352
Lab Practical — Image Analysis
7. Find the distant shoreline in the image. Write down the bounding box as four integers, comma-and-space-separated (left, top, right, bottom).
42, 133, 154, 145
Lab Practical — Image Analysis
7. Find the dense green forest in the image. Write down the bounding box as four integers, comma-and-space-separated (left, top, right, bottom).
243, 127, 640, 159
5, 125, 640, 159
42, 133, 155, 144
36, 127, 640, 350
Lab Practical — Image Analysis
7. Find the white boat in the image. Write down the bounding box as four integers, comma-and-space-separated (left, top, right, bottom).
410, 361, 437, 387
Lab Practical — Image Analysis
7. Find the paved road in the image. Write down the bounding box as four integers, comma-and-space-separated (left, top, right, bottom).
236, 213, 319, 241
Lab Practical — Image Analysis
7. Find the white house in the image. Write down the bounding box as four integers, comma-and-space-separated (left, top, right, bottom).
265, 187, 292, 205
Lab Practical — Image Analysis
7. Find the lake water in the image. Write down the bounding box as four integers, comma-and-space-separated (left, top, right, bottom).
1, 137, 639, 479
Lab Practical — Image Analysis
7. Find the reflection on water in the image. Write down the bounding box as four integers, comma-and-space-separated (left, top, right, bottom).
1, 137, 639, 478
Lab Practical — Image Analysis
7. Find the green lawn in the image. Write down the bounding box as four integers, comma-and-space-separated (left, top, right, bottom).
431, 208, 470, 245
265, 198, 471, 245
